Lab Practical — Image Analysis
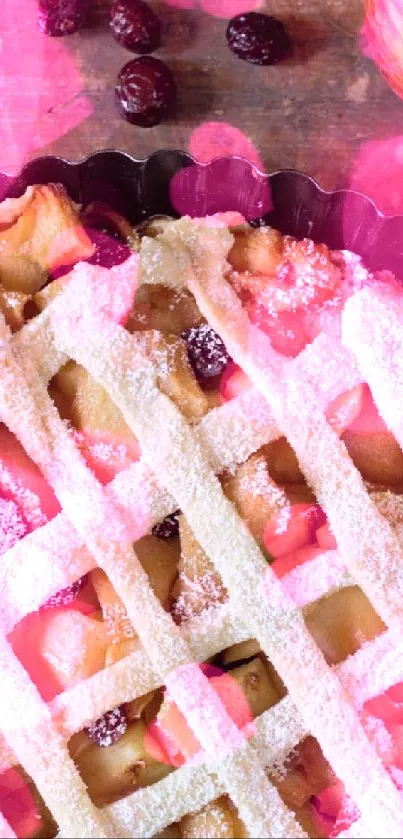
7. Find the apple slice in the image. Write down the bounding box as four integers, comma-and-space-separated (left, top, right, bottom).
222, 453, 286, 545
181, 795, 245, 839
295, 803, 323, 839
0, 185, 94, 293
93, 535, 179, 645
326, 385, 364, 437
304, 586, 385, 665
347, 384, 388, 434
133, 330, 208, 421
316, 522, 337, 550
72, 719, 171, 807
127, 284, 203, 336
311, 780, 358, 838
228, 227, 283, 275
263, 504, 325, 559
174, 515, 225, 621
9, 608, 108, 701
248, 303, 309, 357
270, 736, 335, 813
219, 363, 250, 402
0, 766, 55, 839
47, 225, 94, 273
271, 545, 325, 579
50, 361, 140, 483
263, 437, 304, 484
0, 287, 31, 332
146, 659, 276, 769
105, 637, 140, 667
0, 424, 60, 527
91, 569, 134, 645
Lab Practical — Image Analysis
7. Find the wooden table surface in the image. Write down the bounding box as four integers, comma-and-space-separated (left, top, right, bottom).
4, 0, 403, 213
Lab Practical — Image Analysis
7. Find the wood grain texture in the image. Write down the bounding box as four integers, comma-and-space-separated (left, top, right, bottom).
5, 0, 403, 194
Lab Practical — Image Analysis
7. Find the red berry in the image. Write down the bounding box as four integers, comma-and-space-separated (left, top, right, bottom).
152, 511, 180, 539
115, 56, 176, 127
37, 0, 87, 36
85, 706, 128, 747
86, 228, 132, 269
226, 13, 291, 65
182, 323, 230, 381
110, 0, 161, 54
42, 574, 88, 610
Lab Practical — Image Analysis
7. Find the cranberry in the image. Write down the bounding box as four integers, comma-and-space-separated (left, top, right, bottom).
86, 228, 132, 269
226, 13, 291, 65
42, 574, 88, 610
110, 0, 161, 54
85, 706, 128, 747
115, 57, 176, 127
182, 323, 230, 381
37, 0, 87, 36
152, 511, 180, 539
51, 228, 131, 279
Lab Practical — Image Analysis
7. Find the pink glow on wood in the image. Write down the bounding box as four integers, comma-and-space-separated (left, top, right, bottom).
0, 0, 92, 176
349, 136, 403, 215
163, 0, 260, 14
190, 120, 265, 171
163, 0, 196, 7
360, 0, 403, 100
198, 0, 260, 17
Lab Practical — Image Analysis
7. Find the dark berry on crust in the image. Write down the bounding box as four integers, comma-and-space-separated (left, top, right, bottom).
42, 574, 88, 609
182, 323, 231, 381
85, 706, 128, 747
152, 511, 180, 539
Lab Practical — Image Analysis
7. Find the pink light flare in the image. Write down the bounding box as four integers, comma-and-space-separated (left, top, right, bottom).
190, 121, 265, 171
170, 122, 271, 219
349, 135, 403, 216
360, 0, 403, 100
162, 0, 260, 17
0, 0, 92, 177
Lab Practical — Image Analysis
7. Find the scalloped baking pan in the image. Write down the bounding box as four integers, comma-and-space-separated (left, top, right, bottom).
2, 149, 402, 276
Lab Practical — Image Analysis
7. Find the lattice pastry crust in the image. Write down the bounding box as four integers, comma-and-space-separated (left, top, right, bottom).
0, 206, 403, 839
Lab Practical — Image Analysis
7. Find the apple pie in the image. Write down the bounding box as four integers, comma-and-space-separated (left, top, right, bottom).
0, 184, 402, 839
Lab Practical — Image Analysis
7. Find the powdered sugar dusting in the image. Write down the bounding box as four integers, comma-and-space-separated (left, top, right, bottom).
0, 262, 300, 838
238, 455, 287, 511
343, 286, 403, 451
52, 242, 306, 839
282, 549, 354, 607
54, 226, 400, 836
0, 632, 111, 838
0, 457, 47, 531
0, 498, 26, 555
152, 219, 403, 835
337, 630, 403, 709
2, 211, 403, 838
